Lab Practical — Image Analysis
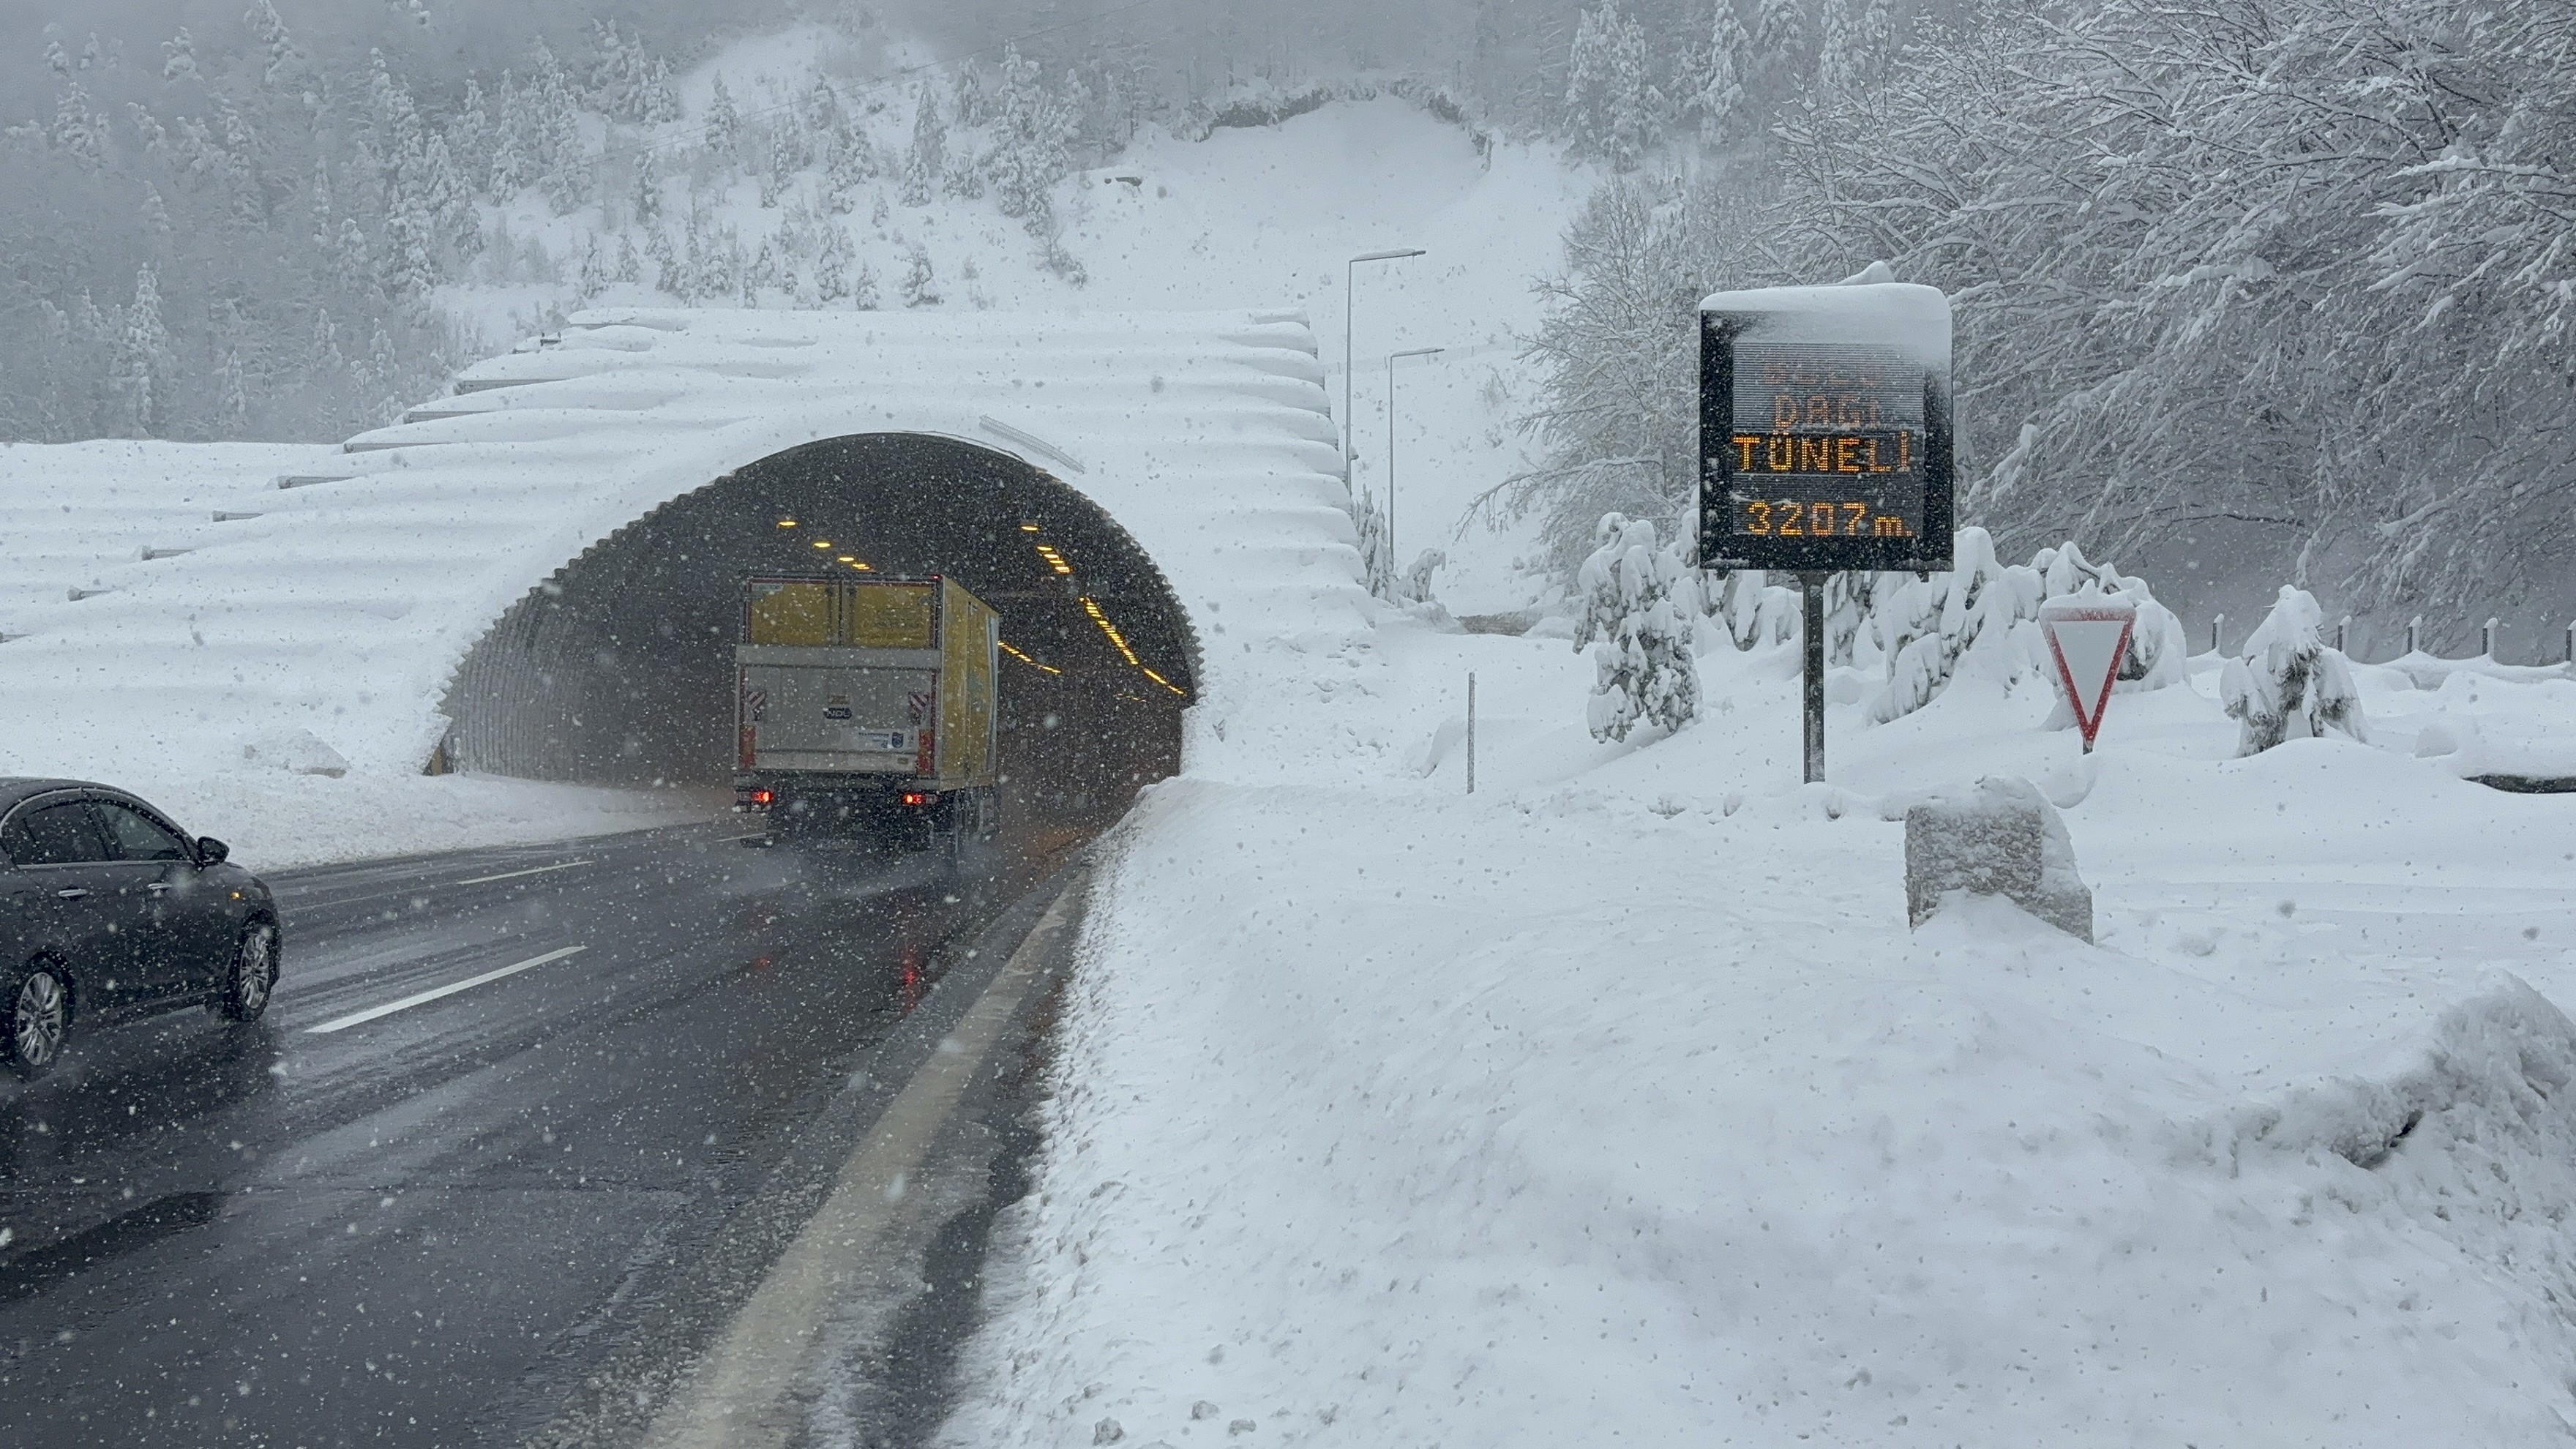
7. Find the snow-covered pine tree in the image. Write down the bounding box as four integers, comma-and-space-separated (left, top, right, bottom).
577, 237, 609, 299
484, 80, 531, 194
704, 75, 741, 173
528, 43, 591, 213
381, 197, 438, 312
160, 27, 196, 83
986, 46, 1078, 222
814, 224, 852, 304
617, 234, 642, 284
900, 244, 940, 307
901, 86, 943, 206
676, 206, 708, 302
632, 147, 664, 227
307, 307, 347, 405
641, 59, 681, 125
951, 60, 988, 129
1866, 526, 2042, 722
244, 0, 304, 90
823, 131, 875, 214
113, 265, 168, 436
1347, 487, 1395, 599
1755, 0, 1802, 52
1574, 512, 1701, 743
1815, 0, 1859, 94
647, 227, 680, 295
421, 133, 479, 263
1691, 0, 1750, 143
2220, 587, 2368, 756
334, 217, 374, 299
757, 143, 788, 209
216, 348, 250, 434
1563, 3, 1658, 173
587, 20, 656, 122
449, 78, 493, 190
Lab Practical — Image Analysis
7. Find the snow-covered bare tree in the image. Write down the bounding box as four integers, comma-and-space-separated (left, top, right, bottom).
1491, 175, 1759, 574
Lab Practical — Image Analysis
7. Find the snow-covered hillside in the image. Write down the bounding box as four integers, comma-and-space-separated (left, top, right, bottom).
940, 608, 2576, 1446
458, 29, 1592, 613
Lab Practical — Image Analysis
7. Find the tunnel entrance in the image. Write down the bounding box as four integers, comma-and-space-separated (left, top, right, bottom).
439, 434, 1197, 832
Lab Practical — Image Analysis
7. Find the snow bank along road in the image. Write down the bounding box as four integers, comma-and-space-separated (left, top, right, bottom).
0, 820, 1083, 1448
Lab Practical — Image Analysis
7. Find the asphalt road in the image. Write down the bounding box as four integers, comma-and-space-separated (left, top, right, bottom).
0, 819, 1075, 1448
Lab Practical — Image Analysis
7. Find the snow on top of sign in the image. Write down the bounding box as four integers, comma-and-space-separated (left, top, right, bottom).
1699, 279, 1952, 363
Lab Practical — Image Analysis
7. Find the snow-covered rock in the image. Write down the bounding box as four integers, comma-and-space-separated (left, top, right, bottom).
1903, 774, 2094, 941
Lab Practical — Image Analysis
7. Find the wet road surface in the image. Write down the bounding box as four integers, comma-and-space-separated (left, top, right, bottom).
0, 820, 1067, 1447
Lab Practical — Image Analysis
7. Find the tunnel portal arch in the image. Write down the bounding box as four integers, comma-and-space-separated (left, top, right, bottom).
440, 433, 1201, 822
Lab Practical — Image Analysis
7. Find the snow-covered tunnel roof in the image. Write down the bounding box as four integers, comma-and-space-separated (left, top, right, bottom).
0, 308, 1370, 783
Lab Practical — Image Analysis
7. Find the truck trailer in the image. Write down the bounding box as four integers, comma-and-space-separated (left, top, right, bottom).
732, 574, 1001, 850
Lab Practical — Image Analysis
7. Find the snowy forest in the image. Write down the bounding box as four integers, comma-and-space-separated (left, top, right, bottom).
1, 0, 2566, 623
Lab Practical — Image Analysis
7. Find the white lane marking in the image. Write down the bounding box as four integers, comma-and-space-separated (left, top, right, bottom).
449, 859, 595, 886
306, 946, 588, 1035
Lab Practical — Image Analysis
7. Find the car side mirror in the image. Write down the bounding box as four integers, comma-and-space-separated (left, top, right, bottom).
197, 836, 231, 865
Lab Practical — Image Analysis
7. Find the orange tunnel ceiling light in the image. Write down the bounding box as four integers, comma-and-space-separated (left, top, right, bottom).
999, 640, 1063, 674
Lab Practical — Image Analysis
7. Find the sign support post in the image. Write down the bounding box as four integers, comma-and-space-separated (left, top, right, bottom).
1800, 572, 1827, 783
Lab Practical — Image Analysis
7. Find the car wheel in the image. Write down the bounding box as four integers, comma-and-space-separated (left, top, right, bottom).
6, 965, 70, 1079
217, 921, 280, 1023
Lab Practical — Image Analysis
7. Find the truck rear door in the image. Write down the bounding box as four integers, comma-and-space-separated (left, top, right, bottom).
738, 651, 937, 773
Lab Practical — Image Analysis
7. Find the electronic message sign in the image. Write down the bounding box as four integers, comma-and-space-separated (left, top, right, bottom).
1697, 282, 1954, 574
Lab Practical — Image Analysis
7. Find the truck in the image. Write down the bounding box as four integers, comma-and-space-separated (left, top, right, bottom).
732, 574, 1001, 850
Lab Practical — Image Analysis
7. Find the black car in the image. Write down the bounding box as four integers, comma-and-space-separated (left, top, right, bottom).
0, 779, 280, 1078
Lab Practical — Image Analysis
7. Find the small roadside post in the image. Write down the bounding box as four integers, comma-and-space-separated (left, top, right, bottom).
1698, 279, 1955, 784
1465, 671, 1477, 795
2038, 595, 2137, 754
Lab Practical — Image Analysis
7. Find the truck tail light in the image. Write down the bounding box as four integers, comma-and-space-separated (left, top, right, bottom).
900, 791, 935, 807
735, 788, 775, 812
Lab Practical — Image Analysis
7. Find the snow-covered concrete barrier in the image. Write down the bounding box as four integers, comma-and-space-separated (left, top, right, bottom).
1903, 775, 2094, 941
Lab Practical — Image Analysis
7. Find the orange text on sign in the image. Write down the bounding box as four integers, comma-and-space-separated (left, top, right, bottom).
1741, 501, 1914, 538
1731, 432, 1914, 476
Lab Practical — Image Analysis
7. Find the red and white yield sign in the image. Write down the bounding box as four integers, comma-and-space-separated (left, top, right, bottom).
2039, 596, 2138, 752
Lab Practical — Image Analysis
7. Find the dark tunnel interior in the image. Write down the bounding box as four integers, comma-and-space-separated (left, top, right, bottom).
438, 434, 1198, 836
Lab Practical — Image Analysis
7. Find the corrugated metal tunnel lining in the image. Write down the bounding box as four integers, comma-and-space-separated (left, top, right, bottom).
438, 433, 1197, 818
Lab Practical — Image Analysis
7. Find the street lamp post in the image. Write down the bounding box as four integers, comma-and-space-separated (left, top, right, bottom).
1387, 345, 1445, 580
1344, 249, 1425, 465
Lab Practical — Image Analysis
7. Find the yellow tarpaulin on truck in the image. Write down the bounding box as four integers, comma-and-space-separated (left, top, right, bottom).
745, 580, 935, 650
937, 577, 999, 783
